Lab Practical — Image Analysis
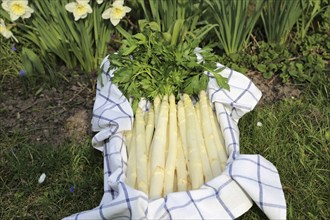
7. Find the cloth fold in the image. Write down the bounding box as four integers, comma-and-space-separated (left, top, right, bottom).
63, 57, 286, 220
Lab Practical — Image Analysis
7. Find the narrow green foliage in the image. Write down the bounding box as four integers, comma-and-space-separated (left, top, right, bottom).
296, 0, 329, 40
205, 0, 264, 55
136, 0, 214, 47
21, 47, 45, 74
109, 23, 228, 104
0, 38, 21, 81
261, 0, 302, 44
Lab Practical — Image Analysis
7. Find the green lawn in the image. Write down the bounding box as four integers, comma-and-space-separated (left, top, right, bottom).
239, 73, 330, 220
0, 72, 329, 219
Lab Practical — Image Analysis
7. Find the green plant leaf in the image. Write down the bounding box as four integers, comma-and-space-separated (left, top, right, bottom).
22, 47, 45, 73
256, 64, 267, 73
213, 72, 229, 90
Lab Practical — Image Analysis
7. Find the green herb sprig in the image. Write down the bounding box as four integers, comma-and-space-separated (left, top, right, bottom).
108, 22, 228, 104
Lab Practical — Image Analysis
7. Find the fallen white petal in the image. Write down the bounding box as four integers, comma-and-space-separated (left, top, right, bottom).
257, 122, 263, 127
38, 173, 46, 184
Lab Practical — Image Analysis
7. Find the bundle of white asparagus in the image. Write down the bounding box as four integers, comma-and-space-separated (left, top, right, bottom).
124, 90, 227, 199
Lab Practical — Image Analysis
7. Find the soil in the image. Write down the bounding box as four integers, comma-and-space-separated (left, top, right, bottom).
0, 71, 301, 147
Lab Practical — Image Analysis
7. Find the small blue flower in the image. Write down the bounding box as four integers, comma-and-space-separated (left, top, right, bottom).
19, 69, 25, 76
70, 186, 74, 193
11, 46, 17, 51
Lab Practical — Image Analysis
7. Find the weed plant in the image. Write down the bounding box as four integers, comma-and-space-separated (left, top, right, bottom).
216, 32, 329, 82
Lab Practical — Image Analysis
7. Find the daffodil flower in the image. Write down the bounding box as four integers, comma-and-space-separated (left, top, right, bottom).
96, 0, 104, 4
102, 0, 131, 26
65, 0, 93, 21
1, 0, 34, 21
0, 18, 18, 42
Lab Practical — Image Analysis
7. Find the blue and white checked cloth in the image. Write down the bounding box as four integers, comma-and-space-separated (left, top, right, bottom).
63, 57, 286, 220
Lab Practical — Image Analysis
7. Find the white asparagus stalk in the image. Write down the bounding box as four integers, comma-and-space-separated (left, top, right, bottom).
149, 95, 169, 199
123, 130, 132, 154
145, 106, 155, 185
144, 110, 148, 125
135, 107, 148, 195
183, 94, 203, 189
164, 94, 178, 195
208, 101, 227, 171
199, 90, 222, 176
176, 126, 188, 191
195, 102, 214, 181
145, 106, 155, 154
125, 119, 137, 188
153, 96, 161, 128
177, 100, 189, 169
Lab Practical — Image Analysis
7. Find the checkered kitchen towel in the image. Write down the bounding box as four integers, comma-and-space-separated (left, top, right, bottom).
63, 56, 286, 220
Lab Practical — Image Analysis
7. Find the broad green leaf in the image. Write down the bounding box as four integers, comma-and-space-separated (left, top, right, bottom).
133, 33, 147, 43
149, 22, 161, 32
213, 73, 229, 90
256, 64, 267, 73
22, 47, 45, 73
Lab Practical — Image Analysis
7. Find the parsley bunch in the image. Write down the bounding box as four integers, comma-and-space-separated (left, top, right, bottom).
108, 22, 228, 103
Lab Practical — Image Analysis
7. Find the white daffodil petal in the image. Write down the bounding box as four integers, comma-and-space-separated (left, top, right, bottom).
101, 8, 111, 19
73, 11, 81, 21
80, 13, 88, 19
65, 2, 78, 12
10, 13, 20, 21
86, 5, 93, 13
77, 0, 90, 4
113, 0, 124, 7
110, 17, 120, 26
1, 1, 10, 11
124, 6, 131, 13
97, 0, 104, 4
0, 26, 10, 38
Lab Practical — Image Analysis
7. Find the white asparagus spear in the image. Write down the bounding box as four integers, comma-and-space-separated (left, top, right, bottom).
199, 90, 222, 176
164, 94, 178, 195
177, 100, 189, 169
153, 96, 161, 128
176, 126, 188, 191
183, 94, 203, 189
123, 130, 132, 154
149, 95, 169, 199
195, 102, 214, 181
135, 107, 148, 195
146, 106, 155, 154
208, 101, 227, 171
145, 106, 155, 185
125, 117, 137, 188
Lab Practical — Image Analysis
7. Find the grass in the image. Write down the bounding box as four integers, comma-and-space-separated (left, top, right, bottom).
1, 73, 329, 219
0, 134, 103, 219
238, 73, 330, 219
0, 37, 21, 82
